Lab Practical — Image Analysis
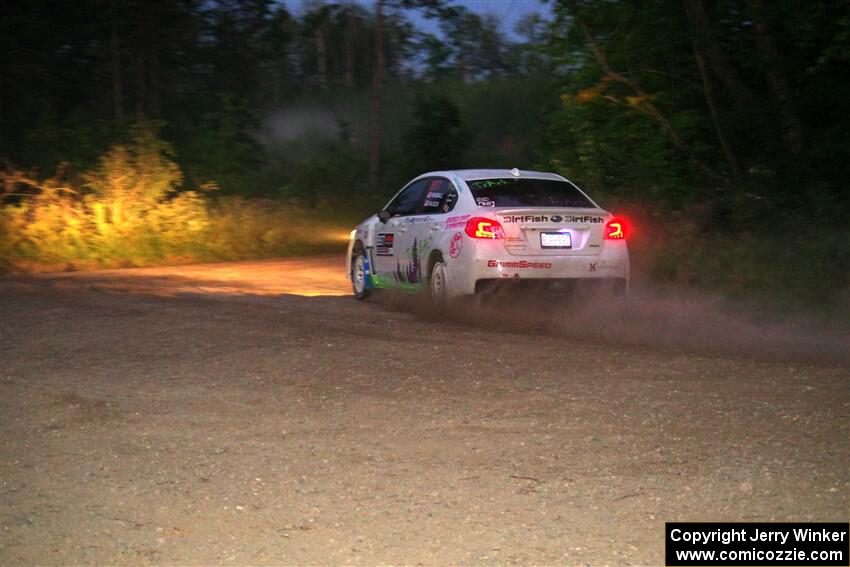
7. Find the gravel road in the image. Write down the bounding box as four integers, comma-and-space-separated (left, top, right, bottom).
1, 256, 847, 565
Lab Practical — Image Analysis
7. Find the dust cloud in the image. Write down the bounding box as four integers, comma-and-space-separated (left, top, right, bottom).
391, 284, 850, 366
256, 107, 342, 143
16, 256, 846, 365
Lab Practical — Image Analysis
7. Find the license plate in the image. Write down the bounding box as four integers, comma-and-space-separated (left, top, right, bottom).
541, 231, 572, 248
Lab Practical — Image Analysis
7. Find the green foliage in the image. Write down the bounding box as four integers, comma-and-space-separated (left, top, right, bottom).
637, 215, 850, 322
402, 93, 466, 173
457, 74, 557, 167
274, 140, 371, 210
545, 95, 695, 206
19, 111, 117, 178
169, 95, 265, 196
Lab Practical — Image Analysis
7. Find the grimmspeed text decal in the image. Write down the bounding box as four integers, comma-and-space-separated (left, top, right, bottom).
487, 260, 552, 269
501, 215, 604, 224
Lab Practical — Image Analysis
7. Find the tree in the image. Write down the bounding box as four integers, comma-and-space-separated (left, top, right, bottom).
369, 0, 385, 185
402, 93, 465, 173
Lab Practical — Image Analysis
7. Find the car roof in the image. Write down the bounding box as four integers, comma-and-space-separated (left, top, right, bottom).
418, 169, 568, 182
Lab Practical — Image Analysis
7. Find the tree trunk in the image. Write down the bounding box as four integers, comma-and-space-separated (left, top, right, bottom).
457, 54, 468, 83
345, 10, 355, 87
682, 0, 760, 113
272, 65, 282, 106
744, 0, 804, 155
315, 26, 328, 90
368, 0, 384, 186
135, 2, 147, 116
149, 19, 161, 117
692, 42, 743, 181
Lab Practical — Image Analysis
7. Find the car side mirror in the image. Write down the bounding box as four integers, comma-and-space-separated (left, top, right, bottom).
377, 210, 391, 223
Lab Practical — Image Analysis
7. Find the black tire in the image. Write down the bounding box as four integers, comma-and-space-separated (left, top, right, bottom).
351, 246, 371, 300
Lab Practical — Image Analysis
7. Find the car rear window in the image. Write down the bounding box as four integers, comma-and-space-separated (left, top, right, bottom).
467, 178, 595, 208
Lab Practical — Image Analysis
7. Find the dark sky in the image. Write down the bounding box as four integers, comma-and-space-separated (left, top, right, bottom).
280, 0, 552, 40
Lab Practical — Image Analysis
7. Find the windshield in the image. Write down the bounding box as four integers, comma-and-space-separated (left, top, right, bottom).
467, 178, 595, 208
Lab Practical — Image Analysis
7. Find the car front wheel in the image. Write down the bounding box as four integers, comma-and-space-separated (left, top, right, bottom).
351, 247, 371, 300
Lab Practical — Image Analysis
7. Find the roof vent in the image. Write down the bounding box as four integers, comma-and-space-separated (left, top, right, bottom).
510, 168, 520, 177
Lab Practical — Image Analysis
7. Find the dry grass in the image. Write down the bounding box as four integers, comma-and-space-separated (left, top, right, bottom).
0, 127, 352, 272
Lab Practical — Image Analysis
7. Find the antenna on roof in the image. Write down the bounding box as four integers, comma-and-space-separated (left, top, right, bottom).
510, 168, 520, 177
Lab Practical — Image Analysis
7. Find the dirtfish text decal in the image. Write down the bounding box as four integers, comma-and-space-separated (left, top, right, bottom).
502, 215, 603, 224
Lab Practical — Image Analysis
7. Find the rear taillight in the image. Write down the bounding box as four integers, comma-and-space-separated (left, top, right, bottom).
605, 217, 628, 240
464, 217, 505, 239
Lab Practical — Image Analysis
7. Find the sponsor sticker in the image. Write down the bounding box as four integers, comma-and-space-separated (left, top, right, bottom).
487, 260, 552, 269
445, 214, 471, 230
449, 232, 463, 258
502, 214, 604, 224
376, 233, 394, 256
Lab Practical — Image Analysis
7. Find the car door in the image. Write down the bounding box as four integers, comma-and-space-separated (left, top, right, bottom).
372, 179, 429, 284
395, 177, 459, 287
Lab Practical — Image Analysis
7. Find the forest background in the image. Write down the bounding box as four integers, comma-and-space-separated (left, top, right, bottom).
1, 0, 848, 319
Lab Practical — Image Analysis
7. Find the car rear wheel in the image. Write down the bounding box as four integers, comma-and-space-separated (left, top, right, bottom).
428, 256, 448, 308
351, 247, 371, 300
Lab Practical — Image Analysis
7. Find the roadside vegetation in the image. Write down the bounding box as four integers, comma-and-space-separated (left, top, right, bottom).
0, 124, 350, 272
1, 0, 848, 318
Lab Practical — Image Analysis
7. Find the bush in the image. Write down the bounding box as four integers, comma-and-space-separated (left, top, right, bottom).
627, 204, 850, 323
0, 127, 351, 272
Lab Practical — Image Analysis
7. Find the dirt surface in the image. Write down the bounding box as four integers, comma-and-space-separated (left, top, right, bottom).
1, 256, 848, 565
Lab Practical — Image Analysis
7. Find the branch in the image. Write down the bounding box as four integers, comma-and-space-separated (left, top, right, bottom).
0, 163, 79, 197
578, 19, 724, 181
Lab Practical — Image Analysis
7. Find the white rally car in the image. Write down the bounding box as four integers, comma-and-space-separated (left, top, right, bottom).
346, 169, 629, 304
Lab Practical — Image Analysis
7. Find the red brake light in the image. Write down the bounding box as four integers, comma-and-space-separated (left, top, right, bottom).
605, 217, 628, 240
464, 217, 505, 239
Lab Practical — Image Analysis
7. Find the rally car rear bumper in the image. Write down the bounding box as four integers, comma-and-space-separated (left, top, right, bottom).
445, 239, 630, 297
